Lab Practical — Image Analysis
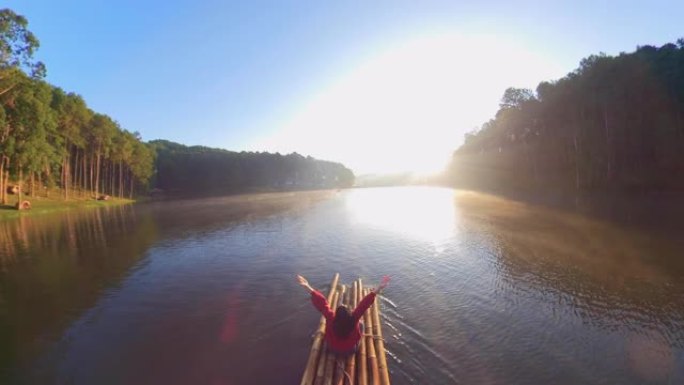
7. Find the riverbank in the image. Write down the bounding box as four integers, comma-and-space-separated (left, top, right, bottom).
146, 185, 344, 201
448, 183, 684, 238
0, 195, 135, 221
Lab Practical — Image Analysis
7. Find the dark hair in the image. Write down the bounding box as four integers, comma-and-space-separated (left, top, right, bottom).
332, 305, 354, 337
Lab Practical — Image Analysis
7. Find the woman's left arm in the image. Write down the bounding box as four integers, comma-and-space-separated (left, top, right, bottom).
298, 275, 334, 320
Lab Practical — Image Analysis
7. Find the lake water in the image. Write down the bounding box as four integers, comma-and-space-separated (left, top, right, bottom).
1, 187, 683, 384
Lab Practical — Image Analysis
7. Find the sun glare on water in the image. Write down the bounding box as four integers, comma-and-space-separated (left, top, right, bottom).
346, 187, 457, 244
254, 32, 563, 175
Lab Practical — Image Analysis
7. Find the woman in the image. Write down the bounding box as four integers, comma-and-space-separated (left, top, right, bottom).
297, 275, 390, 356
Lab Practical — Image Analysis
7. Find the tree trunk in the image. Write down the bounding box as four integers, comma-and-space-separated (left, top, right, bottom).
1, 157, 9, 205
0, 157, 4, 205
129, 170, 134, 199
89, 153, 94, 197
73, 149, 79, 197
119, 162, 123, 198
18, 166, 23, 204
64, 140, 70, 200
102, 160, 107, 196
45, 164, 51, 198
36, 172, 42, 197
107, 162, 110, 196
0, 158, 4, 205
65, 157, 70, 200
82, 150, 87, 196
573, 132, 581, 191
95, 151, 101, 197
604, 105, 612, 184
110, 162, 115, 196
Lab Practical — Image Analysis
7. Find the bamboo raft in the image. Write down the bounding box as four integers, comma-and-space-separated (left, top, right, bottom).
300, 273, 391, 385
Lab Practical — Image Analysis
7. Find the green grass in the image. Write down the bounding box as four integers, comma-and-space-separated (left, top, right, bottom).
0, 194, 134, 220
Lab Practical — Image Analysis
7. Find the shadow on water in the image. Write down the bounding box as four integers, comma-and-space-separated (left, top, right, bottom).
0, 205, 159, 383
141, 190, 337, 239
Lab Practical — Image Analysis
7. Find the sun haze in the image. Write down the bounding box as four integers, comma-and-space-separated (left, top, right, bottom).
251, 33, 564, 174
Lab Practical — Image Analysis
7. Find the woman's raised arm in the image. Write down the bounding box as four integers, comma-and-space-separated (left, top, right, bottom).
372, 275, 391, 295
297, 275, 315, 293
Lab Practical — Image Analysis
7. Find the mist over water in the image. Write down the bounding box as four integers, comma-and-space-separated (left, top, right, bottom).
1, 187, 683, 384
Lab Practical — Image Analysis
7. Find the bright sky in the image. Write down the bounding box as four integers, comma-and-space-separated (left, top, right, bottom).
6, 1, 684, 174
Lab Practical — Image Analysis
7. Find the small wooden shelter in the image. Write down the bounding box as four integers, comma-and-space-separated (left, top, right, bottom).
300, 274, 391, 385
6, 185, 20, 195
15, 200, 31, 210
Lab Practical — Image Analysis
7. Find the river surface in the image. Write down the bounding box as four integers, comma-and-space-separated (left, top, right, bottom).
1, 187, 683, 384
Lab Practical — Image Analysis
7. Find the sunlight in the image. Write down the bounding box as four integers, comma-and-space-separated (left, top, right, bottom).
252, 32, 564, 174
345, 187, 457, 244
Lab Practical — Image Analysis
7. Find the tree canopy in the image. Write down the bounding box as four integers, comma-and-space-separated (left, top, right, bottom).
449, 40, 684, 194
0, 8, 154, 204
0, 9, 43, 74
150, 140, 354, 196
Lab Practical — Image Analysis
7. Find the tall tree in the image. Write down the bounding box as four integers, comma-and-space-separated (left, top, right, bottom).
0, 8, 45, 204
51, 89, 90, 199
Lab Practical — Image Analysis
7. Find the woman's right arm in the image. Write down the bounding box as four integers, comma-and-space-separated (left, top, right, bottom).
372, 276, 391, 295
352, 276, 390, 321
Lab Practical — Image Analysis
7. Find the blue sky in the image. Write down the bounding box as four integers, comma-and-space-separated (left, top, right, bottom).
5, 1, 684, 173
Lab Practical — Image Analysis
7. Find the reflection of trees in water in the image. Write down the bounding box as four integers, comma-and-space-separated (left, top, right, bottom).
145, 190, 334, 239
0, 190, 334, 380
453, 191, 684, 341
0, 205, 158, 378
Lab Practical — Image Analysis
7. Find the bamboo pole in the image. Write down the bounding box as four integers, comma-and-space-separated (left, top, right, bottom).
357, 280, 368, 385
330, 285, 347, 385
314, 290, 340, 385
301, 273, 340, 385
371, 290, 391, 385
343, 280, 358, 385
364, 288, 380, 385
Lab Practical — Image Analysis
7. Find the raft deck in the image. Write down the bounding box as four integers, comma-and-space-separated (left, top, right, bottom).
300, 273, 391, 385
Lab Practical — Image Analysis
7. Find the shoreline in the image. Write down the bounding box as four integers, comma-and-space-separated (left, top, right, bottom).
0, 187, 343, 221
0, 196, 135, 221
448, 184, 684, 238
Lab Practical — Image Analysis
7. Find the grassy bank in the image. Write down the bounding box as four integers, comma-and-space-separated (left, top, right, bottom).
0, 195, 134, 221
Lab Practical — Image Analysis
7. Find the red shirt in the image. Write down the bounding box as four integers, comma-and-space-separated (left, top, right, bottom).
310, 290, 376, 352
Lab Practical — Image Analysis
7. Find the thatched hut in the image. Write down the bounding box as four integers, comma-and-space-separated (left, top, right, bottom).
15, 200, 31, 210
6, 185, 20, 195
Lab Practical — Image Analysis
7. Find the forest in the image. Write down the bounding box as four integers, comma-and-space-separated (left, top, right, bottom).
151, 140, 354, 196
0, 9, 155, 204
449, 40, 684, 195
1, 8, 354, 206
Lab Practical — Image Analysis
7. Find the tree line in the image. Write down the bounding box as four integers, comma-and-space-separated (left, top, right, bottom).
1, 8, 356, 204
151, 140, 354, 195
0, 8, 154, 204
449, 40, 684, 195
